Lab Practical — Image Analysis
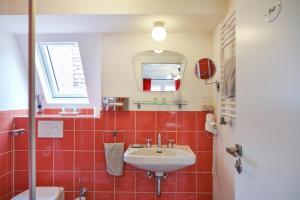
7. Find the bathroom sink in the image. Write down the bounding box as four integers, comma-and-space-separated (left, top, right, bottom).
124, 145, 196, 173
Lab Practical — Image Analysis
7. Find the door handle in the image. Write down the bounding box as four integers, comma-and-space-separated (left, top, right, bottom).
226, 144, 243, 174
226, 144, 242, 157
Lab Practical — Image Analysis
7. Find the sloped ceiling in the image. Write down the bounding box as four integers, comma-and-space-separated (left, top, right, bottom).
0, 0, 227, 34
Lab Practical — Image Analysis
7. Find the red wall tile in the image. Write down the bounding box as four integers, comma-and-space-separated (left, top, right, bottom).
75, 131, 95, 151
94, 192, 114, 200
75, 171, 95, 191
136, 172, 155, 192
64, 191, 75, 200
14, 170, 28, 191
197, 173, 213, 193
197, 112, 209, 131
115, 171, 135, 192
54, 131, 74, 150
136, 131, 155, 144
0, 153, 11, 179
158, 193, 176, 200
95, 151, 106, 171
176, 193, 197, 200
156, 111, 177, 131
177, 173, 196, 192
0, 132, 12, 154
95, 131, 104, 151
136, 111, 155, 130
75, 151, 95, 171
14, 151, 28, 170
12, 110, 213, 200
54, 172, 74, 191
75, 118, 95, 130
14, 133, 28, 150
177, 111, 197, 131
54, 151, 74, 171
95, 112, 115, 130
116, 111, 135, 130
36, 138, 53, 151
177, 132, 196, 151
115, 192, 135, 200
36, 150, 53, 171
161, 172, 176, 192
94, 172, 114, 192
197, 193, 212, 200
0, 173, 12, 198
136, 193, 155, 200
37, 171, 53, 186
197, 132, 213, 151
197, 152, 213, 172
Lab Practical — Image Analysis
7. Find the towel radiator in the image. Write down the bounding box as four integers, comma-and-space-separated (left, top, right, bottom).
220, 11, 236, 125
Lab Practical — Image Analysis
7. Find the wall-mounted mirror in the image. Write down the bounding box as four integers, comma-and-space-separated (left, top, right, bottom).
133, 50, 187, 92
194, 58, 216, 80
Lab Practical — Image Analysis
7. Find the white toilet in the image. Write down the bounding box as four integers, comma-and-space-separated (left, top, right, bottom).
11, 187, 64, 200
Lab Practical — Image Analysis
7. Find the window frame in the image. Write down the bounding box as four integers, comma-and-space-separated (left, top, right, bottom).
35, 41, 89, 104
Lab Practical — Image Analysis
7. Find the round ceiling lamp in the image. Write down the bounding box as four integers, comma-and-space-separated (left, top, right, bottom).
151, 21, 167, 42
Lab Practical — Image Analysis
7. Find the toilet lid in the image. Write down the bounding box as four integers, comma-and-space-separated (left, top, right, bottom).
11, 187, 64, 200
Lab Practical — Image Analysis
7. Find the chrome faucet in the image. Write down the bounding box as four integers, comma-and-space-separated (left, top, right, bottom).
145, 138, 152, 148
157, 133, 162, 148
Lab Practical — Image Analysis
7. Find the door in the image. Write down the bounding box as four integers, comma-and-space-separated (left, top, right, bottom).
235, 0, 300, 199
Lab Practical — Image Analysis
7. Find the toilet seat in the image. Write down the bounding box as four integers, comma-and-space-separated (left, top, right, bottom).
11, 187, 64, 200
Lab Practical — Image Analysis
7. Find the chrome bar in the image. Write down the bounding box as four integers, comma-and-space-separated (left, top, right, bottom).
221, 113, 236, 118
10, 129, 26, 136
221, 101, 236, 105
28, 0, 36, 199
221, 107, 236, 112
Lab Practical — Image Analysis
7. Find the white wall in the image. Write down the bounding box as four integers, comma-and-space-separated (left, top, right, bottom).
102, 32, 213, 111
212, 1, 236, 200
0, 29, 27, 110
235, 0, 300, 199
16, 32, 212, 111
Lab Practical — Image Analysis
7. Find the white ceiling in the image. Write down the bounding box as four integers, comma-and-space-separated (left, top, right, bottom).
0, 0, 228, 34
0, 14, 224, 34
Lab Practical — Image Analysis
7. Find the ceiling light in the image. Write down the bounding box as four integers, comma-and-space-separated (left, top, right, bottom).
151, 21, 167, 42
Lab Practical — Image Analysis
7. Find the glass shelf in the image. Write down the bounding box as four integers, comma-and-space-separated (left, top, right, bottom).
132, 100, 188, 109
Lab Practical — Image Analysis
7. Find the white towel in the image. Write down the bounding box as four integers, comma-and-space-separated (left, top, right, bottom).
223, 56, 236, 98
205, 113, 217, 134
104, 143, 124, 176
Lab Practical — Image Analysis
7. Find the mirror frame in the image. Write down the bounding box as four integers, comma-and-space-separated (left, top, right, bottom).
132, 50, 187, 92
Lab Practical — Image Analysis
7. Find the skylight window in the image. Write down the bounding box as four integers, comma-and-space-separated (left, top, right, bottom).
36, 42, 89, 104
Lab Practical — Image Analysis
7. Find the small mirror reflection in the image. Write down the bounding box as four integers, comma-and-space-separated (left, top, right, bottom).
194, 58, 216, 80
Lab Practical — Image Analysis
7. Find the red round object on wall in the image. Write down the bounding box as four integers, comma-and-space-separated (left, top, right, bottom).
194, 58, 216, 80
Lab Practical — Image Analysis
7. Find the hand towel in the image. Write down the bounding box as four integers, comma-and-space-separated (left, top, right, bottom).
205, 113, 217, 134
223, 56, 236, 98
104, 143, 124, 176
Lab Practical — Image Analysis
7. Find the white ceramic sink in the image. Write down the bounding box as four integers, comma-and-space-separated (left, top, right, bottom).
124, 145, 196, 173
